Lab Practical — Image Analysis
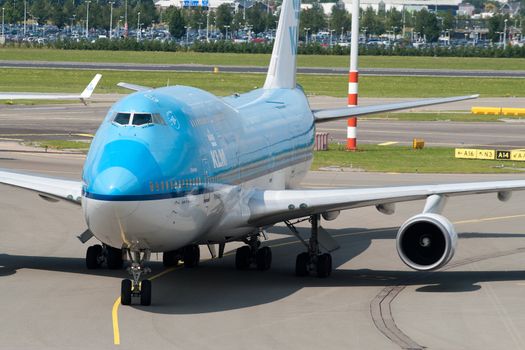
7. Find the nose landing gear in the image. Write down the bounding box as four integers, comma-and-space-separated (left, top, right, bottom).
120, 249, 152, 306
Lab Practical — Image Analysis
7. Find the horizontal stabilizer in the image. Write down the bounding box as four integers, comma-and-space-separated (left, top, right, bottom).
313, 95, 479, 122
117, 82, 152, 92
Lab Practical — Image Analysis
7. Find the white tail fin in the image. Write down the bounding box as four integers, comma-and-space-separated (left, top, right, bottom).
263, 0, 300, 89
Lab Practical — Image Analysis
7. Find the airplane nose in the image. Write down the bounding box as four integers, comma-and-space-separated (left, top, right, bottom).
91, 166, 141, 196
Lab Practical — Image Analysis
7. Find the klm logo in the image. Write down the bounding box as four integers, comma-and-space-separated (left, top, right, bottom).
289, 26, 297, 56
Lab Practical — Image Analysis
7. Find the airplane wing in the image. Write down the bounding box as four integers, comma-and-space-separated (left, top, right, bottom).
0, 74, 102, 104
0, 169, 82, 205
312, 94, 479, 123
248, 180, 525, 226
117, 82, 152, 92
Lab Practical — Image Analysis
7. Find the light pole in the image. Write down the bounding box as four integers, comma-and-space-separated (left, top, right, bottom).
504, 18, 508, 49
136, 11, 141, 42
70, 14, 76, 34
224, 25, 230, 40
124, 0, 128, 37
304, 27, 310, 45
1, 7, 5, 39
184, 25, 191, 45
109, 2, 114, 39
206, 10, 209, 42
23, 0, 26, 37
329, 29, 335, 47
85, 1, 91, 39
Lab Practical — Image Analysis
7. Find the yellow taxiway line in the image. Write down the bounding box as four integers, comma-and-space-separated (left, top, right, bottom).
111, 212, 525, 345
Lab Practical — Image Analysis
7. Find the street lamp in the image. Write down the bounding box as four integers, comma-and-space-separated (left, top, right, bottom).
184, 25, 191, 45
304, 27, 310, 45
136, 11, 141, 42
329, 29, 335, 47
70, 14, 76, 34
224, 25, 230, 40
1, 7, 5, 39
85, 1, 91, 39
124, 0, 128, 37
23, 0, 26, 37
109, 2, 114, 39
503, 18, 508, 49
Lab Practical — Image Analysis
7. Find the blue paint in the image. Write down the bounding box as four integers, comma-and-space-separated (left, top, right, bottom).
82, 86, 315, 200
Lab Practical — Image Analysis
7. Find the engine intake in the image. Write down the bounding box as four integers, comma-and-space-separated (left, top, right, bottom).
396, 213, 457, 271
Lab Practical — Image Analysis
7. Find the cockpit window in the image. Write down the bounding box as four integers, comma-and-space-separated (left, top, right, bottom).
132, 113, 152, 126
112, 112, 166, 127
113, 113, 131, 125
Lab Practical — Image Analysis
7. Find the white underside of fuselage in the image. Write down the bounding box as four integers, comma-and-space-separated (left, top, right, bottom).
82, 160, 311, 252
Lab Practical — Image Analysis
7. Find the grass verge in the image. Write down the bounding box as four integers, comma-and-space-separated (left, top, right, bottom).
1, 68, 524, 98
28, 140, 91, 151
313, 144, 525, 173
2, 48, 525, 70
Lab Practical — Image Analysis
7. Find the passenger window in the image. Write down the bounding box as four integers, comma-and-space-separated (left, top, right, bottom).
132, 113, 153, 126
113, 113, 131, 125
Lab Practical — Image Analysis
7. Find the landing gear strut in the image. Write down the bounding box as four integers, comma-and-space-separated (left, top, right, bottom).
287, 214, 332, 278
85, 244, 123, 270
235, 232, 272, 271
121, 249, 152, 306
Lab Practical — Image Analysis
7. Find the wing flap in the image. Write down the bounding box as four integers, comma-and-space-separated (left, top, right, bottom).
313, 95, 479, 123
0, 169, 82, 205
248, 180, 525, 226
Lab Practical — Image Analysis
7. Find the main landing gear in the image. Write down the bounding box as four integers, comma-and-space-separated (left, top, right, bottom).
286, 214, 333, 278
120, 249, 152, 306
235, 233, 272, 271
85, 244, 124, 270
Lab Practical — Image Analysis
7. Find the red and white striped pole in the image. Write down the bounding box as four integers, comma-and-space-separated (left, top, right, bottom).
346, 0, 360, 151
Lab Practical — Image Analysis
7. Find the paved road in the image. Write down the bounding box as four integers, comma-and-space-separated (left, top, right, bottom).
1, 59, 524, 78
1, 97, 525, 148
1, 151, 525, 349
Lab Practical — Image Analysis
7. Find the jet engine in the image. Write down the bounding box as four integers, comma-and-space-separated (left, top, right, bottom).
396, 213, 457, 271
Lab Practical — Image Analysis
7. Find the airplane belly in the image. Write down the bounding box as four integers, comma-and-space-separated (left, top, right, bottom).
83, 195, 217, 252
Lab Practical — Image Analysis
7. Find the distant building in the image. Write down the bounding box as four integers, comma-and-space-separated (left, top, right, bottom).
342, 0, 461, 13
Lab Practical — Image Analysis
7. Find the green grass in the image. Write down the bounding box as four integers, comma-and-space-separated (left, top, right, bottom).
1, 68, 524, 98
2, 48, 525, 70
313, 144, 525, 173
29, 140, 90, 151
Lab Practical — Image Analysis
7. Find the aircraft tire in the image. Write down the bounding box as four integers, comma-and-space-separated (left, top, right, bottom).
86, 244, 102, 269
295, 252, 309, 277
107, 246, 123, 269
121, 279, 132, 306
183, 245, 200, 268
235, 246, 251, 270
316, 253, 332, 278
140, 280, 152, 306
163, 250, 180, 267
256, 246, 272, 271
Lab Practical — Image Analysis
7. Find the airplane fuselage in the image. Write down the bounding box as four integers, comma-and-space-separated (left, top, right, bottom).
81, 85, 315, 252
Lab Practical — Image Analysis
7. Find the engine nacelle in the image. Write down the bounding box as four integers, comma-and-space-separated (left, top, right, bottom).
396, 213, 457, 271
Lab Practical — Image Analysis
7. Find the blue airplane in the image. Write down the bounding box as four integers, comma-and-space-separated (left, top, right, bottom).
1, 0, 524, 306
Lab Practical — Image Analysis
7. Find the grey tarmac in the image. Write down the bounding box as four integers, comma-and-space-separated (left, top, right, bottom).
1, 149, 525, 349
2, 96, 525, 148
0, 60, 524, 78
